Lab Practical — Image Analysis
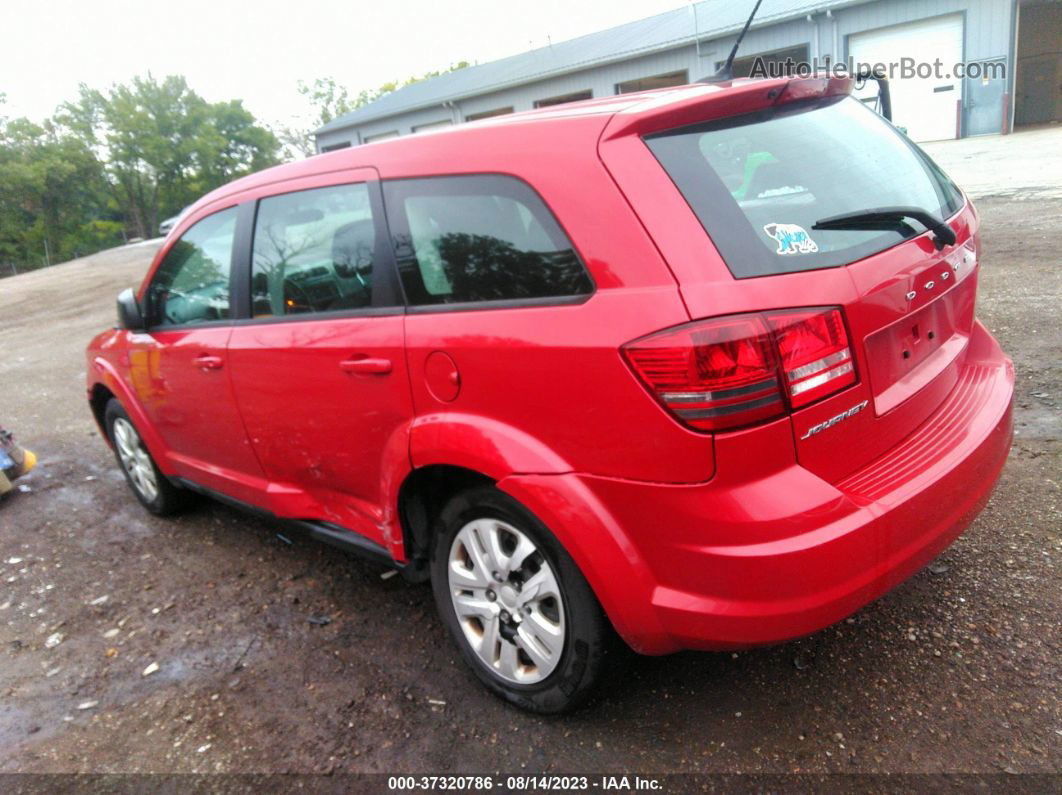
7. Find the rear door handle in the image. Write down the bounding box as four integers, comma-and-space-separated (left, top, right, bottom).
340, 357, 393, 375
193, 354, 224, 370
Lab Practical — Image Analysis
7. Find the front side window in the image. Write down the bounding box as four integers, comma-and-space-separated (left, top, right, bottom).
149, 207, 237, 327
383, 175, 593, 307
251, 183, 377, 317
645, 96, 964, 278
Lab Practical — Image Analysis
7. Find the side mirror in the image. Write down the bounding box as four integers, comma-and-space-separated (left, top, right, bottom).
117, 288, 146, 331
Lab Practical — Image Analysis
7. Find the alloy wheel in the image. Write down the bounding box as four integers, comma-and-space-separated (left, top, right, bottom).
112, 417, 159, 503
447, 518, 566, 684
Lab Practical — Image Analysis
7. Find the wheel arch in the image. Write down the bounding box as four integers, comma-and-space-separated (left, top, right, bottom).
397, 414, 573, 577
87, 358, 174, 473
396, 464, 495, 580
497, 472, 671, 654
392, 462, 663, 653
89, 383, 116, 440
408, 413, 571, 480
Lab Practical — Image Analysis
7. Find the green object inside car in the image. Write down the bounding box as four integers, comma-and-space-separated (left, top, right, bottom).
732, 151, 778, 201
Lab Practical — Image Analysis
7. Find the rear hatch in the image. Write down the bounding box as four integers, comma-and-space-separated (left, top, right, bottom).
604, 82, 977, 484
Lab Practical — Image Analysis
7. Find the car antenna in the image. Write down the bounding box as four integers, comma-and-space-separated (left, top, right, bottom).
699, 0, 764, 83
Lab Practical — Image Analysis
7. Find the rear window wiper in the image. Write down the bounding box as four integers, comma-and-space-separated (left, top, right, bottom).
812, 206, 957, 249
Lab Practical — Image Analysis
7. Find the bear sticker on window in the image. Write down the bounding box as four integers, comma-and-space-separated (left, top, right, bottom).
764, 223, 819, 255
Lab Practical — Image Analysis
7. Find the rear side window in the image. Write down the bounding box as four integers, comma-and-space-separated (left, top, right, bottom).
251, 183, 377, 317
382, 175, 593, 306
645, 96, 964, 278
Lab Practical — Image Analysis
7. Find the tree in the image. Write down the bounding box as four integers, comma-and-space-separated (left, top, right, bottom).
59, 74, 279, 239
192, 99, 282, 194
292, 62, 472, 157
301, 61, 472, 127
275, 124, 319, 161
0, 115, 116, 272
298, 76, 360, 127
0, 76, 282, 275
284, 76, 377, 157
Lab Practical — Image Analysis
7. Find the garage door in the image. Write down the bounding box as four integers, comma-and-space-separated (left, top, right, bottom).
849, 15, 964, 142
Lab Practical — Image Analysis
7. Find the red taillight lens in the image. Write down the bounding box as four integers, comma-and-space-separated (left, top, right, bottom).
766, 308, 856, 408
623, 307, 857, 432
622, 313, 785, 432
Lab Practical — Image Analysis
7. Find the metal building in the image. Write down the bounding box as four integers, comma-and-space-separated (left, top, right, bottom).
314, 0, 1062, 150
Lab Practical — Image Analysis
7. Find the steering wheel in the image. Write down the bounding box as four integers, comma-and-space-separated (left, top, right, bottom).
158, 288, 190, 325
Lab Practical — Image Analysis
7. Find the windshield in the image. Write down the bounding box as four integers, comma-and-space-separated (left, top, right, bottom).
645, 96, 964, 278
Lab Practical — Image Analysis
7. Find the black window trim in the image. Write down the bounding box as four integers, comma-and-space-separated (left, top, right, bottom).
144, 203, 242, 333
229, 175, 406, 326
405, 292, 592, 315
149, 170, 598, 328
380, 171, 597, 314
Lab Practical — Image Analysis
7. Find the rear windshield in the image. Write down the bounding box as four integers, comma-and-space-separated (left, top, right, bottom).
645, 96, 964, 279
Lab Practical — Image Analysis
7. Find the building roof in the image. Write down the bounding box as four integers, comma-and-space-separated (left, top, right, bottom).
316, 0, 862, 135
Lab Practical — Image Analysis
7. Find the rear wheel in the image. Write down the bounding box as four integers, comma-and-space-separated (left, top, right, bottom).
431, 486, 608, 713
104, 399, 187, 515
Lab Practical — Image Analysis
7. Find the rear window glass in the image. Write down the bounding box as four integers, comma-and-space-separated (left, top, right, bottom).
645, 96, 964, 278
382, 175, 593, 306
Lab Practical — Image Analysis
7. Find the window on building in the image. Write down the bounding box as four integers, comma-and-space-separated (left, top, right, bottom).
251, 183, 378, 317
412, 119, 453, 133
320, 141, 352, 152
383, 175, 594, 306
615, 70, 689, 94
364, 130, 400, 143
465, 106, 514, 121
533, 90, 593, 108
148, 207, 237, 327
722, 45, 810, 79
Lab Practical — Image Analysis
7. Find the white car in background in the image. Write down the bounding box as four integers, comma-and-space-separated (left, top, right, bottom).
158, 207, 189, 237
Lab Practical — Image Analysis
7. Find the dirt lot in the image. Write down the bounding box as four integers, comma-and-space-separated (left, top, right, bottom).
0, 130, 1059, 780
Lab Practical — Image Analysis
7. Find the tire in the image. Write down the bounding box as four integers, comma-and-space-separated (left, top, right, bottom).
430, 486, 609, 713
104, 399, 188, 516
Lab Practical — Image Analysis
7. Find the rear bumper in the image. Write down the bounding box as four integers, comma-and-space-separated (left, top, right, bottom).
502, 322, 1014, 654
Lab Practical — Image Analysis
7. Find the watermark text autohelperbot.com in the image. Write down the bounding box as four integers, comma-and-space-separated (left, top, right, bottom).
750, 56, 1006, 81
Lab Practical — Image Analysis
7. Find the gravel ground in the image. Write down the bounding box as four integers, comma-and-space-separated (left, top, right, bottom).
0, 131, 1059, 779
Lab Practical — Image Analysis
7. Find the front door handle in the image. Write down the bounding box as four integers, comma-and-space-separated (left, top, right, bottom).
340, 357, 392, 375
193, 354, 224, 370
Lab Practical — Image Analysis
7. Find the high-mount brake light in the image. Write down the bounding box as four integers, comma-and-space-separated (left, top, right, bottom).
623, 307, 856, 432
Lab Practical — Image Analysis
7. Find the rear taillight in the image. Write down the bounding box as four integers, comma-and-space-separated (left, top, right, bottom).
623, 307, 856, 432
766, 308, 856, 408
621, 313, 783, 432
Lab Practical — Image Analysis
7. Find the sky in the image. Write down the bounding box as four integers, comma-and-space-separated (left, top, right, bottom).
1, 0, 689, 131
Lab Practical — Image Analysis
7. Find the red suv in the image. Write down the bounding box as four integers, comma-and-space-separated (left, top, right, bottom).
86, 76, 1014, 713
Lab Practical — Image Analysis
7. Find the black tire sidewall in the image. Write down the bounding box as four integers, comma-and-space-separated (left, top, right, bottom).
430, 486, 606, 714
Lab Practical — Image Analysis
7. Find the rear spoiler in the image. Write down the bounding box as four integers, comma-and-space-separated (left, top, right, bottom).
692, 0, 891, 123
602, 75, 857, 141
